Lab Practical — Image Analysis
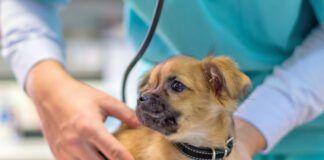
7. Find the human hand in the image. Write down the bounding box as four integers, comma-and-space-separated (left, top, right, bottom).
235, 140, 253, 160
234, 117, 266, 159
26, 60, 140, 160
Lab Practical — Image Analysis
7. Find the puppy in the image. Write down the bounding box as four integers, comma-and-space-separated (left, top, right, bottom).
115, 56, 251, 160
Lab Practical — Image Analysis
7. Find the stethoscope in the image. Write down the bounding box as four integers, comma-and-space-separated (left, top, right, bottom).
100, 1, 163, 158
121, 0, 164, 103
104, 1, 165, 159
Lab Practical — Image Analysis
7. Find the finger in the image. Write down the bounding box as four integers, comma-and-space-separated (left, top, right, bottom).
55, 134, 100, 160
98, 151, 108, 160
54, 152, 72, 160
90, 126, 134, 160
56, 147, 78, 160
100, 96, 140, 127
74, 143, 104, 160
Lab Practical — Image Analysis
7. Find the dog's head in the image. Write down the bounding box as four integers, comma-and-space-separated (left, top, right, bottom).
136, 56, 250, 143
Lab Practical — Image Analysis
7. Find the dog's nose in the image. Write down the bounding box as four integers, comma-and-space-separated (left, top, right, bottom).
138, 94, 166, 114
139, 95, 149, 102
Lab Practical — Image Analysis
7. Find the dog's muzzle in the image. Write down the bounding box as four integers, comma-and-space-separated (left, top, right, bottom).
136, 94, 180, 135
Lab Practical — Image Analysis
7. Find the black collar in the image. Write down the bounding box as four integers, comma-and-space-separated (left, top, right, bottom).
173, 137, 234, 160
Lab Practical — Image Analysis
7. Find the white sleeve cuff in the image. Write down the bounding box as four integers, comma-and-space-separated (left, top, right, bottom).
1, 0, 66, 88
3, 37, 65, 88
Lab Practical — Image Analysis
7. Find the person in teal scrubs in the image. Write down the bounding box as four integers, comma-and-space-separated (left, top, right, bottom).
126, 1, 324, 159
2, 0, 324, 159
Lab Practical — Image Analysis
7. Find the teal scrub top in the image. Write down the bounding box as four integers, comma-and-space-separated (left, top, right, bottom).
125, 0, 324, 159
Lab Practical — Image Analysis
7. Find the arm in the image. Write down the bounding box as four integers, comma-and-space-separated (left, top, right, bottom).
1, 1, 139, 160
1, 0, 65, 87
235, 24, 324, 155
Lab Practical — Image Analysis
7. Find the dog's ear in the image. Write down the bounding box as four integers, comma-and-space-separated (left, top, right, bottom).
201, 56, 251, 100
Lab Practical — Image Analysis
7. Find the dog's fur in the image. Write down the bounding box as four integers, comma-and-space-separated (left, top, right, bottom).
115, 56, 251, 160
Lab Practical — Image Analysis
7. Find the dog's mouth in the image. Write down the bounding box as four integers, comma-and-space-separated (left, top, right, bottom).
136, 102, 180, 135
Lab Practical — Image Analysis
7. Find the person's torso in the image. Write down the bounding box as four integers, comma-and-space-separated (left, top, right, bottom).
125, 0, 317, 86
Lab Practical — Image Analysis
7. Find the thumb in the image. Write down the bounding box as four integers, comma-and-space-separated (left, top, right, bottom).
100, 96, 140, 127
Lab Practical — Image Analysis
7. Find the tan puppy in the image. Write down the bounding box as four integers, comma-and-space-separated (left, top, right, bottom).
115, 56, 251, 160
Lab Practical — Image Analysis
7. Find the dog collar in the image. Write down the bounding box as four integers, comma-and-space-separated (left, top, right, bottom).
174, 137, 234, 160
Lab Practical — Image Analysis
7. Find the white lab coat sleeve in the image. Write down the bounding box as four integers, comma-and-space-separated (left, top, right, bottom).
234, 24, 324, 152
1, 0, 68, 88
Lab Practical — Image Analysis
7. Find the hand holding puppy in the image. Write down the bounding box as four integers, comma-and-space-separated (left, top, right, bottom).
25, 59, 263, 160
26, 60, 140, 160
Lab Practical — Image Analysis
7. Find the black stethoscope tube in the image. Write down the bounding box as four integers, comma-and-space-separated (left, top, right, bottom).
121, 0, 165, 103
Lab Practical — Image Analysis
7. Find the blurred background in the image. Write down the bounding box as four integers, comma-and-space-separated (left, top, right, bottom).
2, 1, 324, 160
0, 0, 137, 159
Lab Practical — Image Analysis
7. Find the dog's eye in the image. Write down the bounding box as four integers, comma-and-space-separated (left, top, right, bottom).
171, 80, 186, 93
